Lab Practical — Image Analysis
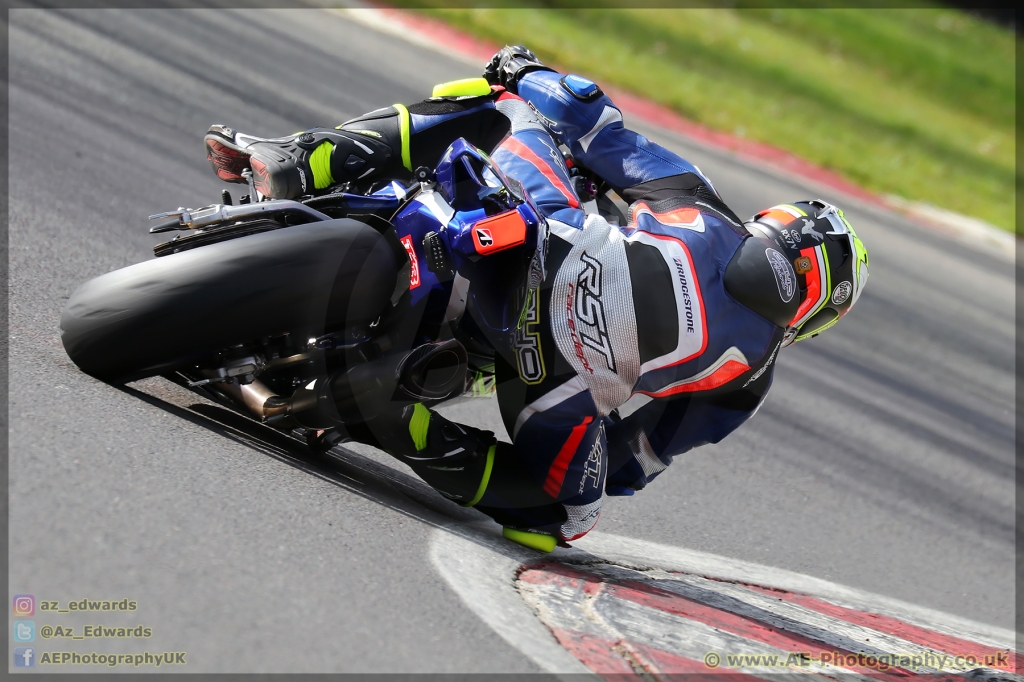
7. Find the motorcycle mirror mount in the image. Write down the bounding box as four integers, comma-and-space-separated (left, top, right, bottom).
413, 166, 436, 187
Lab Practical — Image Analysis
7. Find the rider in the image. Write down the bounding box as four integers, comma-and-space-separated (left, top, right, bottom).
205, 47, 869, 551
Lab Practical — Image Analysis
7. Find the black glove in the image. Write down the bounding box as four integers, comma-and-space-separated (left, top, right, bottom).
483, 45, 554, 95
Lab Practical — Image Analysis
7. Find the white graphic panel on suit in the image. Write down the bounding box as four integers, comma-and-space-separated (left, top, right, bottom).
547, 216, 640, 416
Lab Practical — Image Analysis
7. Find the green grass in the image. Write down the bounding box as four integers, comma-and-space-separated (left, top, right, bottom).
409, 6, 1017, 232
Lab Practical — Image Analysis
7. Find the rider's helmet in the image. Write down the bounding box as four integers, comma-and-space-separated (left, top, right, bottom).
744, 200, 869, 346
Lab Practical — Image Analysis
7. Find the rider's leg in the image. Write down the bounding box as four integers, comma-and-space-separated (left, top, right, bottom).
345, 404, 586, 550
204, 121, 401, 200
205, 86, 512, 200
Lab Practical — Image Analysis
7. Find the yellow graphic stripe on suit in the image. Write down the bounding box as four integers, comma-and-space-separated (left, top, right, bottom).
463, 445, 495, 508
392, 103, 412, 171
408, 403, 431, 451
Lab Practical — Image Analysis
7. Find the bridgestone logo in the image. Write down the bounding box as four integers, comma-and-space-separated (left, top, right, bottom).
765, 248, 795, 303
673, 257, 695, 334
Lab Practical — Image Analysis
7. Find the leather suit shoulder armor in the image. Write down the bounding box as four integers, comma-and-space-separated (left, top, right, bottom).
724, 236, 800, 328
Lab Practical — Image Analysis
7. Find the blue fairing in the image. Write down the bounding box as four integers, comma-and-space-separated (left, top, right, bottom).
388, 138, 547, 338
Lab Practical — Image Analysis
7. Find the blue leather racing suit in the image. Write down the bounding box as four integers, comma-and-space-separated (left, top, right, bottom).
358, 73, 785, 541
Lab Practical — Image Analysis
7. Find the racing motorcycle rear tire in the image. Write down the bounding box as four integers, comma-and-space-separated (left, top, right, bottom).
60, 218, 405, 382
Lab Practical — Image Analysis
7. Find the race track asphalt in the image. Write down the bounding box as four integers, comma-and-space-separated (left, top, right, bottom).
7, 7, 1016, 673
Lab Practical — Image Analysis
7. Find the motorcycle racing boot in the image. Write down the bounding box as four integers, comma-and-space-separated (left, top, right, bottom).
205, 111, 405, 200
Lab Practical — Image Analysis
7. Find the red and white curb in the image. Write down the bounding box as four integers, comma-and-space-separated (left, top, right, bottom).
430, 526, 1018, 678
335, 4, 1016, 261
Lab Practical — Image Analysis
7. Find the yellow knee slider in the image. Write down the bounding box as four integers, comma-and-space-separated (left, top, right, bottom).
502, 527, 557, 553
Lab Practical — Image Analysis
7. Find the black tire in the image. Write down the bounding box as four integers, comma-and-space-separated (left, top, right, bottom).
60, 219, 406, 382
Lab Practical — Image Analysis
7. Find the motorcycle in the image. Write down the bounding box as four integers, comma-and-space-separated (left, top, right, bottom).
60, 137, 626, 451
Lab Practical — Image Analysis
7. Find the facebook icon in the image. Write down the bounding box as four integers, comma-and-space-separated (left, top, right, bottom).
14, 646, 35, 668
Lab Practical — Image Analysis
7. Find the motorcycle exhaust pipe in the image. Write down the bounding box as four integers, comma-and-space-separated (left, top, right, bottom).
207, 340, 468, 429
207, 378, 290, 421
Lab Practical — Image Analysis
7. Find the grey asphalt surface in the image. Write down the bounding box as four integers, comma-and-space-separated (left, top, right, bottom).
7, 8, 1016, 674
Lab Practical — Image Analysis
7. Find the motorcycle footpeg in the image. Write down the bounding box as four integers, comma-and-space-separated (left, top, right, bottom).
305, 427, 348, 455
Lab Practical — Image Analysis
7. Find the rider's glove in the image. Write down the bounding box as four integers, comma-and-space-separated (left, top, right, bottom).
483, 45, 554, 95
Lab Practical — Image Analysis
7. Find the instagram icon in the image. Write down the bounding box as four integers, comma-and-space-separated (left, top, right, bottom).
13, 595, 35, 617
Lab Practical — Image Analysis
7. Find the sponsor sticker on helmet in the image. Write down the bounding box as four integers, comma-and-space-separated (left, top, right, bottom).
832, 280, 853, 305
800, 218, 823, 242
794, 256, 813, 274
765, 248, 795, 303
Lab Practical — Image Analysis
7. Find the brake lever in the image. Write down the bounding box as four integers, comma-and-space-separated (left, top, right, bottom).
148, 207, 193, 232
148, 216, 187, 233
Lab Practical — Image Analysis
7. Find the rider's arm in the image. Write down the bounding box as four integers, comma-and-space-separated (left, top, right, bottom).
514, 70, 723, 204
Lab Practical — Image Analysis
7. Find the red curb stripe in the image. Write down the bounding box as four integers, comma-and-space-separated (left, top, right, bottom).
518, 563, 605, 597
374, 5, 500, 63
743, 585, 1020, 673
601, 85, 884, 207
521, 565, 913, 679
549, 628, 637, 675
608, 580, 914, 680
